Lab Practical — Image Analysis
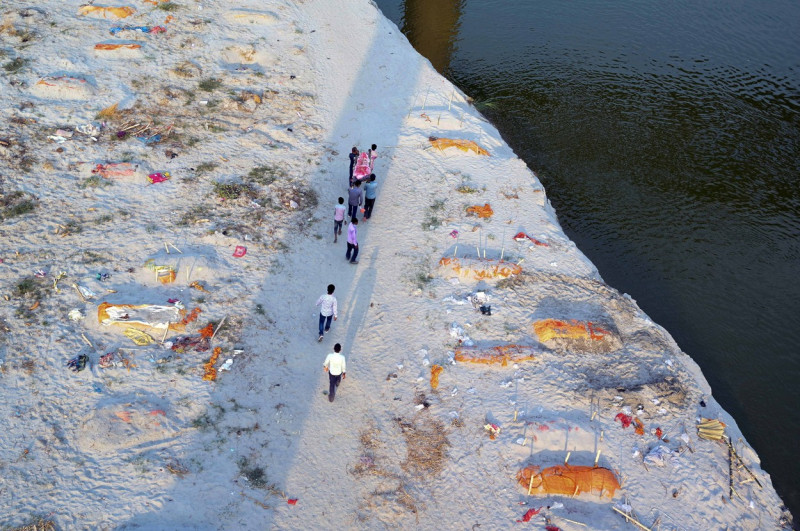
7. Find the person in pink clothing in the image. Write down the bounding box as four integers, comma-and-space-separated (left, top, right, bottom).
367, 144, 378, 171
333, 197, 346, 243
345, 217, 359, 264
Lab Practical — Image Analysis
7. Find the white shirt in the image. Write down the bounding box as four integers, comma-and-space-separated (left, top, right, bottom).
316, 294, 338, 317
323, 352, 346, 376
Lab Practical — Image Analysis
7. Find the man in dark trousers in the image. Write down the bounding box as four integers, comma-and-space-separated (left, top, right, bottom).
346, 217, 359, 264
348, 147, 359, 185
363, 174, 377, 220
323, 343, 346, 402
348, 180, 363, 220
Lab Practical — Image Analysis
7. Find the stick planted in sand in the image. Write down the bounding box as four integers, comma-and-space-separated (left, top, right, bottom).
558, 516, 587, 527
81, 333, 93, 348
727, 437, 763, 489
528, 473, 535, 496
611, 507, 650, 531
564, 451, 571, 465
165, 242, 170, 254
72, 283, 87, 302
211, 316, 227, 341
448, 90, 454, 111
594, 449, 602, 467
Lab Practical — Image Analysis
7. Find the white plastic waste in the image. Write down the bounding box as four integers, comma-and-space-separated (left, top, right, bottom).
68, 309, 84, 321
644, 445, 677, 467
219, 359, 233, 371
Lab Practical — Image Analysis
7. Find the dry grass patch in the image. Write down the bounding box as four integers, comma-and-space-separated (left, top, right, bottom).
396, 415, 450, 477
8, 519, 56, 531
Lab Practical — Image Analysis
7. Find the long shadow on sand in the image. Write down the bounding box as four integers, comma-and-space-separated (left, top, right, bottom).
118, 6, 425, 529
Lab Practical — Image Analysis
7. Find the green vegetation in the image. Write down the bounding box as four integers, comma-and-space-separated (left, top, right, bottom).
156, 2, 181, 11
178, 205, 212, 226
421, 199, 446, 230
80, 175, 113, 189
247, 165, 284, 185
3, 57, 28, 73
213, 181, 256, 200
456, 184, 479, 194
0, 191, 37, 221
195, 162, 218, 175
198, 78, 223, 92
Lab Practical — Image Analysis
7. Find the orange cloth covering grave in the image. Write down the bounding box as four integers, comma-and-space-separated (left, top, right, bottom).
430, 365, 443, 389
517, 464, 620, 498
92, 163, 135, 179
97, 302, 186, 333
533, 319, 613, 343
439, 257, 522, 282
454, 345, 537, 366
35, 76, 89, 90
466, 203, 494, 218
429, 137, 490, 156
78, 6, 136, 19
94, 43, 142, 51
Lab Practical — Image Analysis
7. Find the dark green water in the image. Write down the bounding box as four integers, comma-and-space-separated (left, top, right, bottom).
377, 0, 800, 518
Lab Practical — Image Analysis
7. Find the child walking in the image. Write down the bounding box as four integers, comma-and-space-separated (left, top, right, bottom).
368, 144, 378, 171
333, 197, 346, 243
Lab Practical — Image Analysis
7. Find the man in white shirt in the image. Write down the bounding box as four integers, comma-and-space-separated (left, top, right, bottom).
315, 284, 338, 342
323, 343, 346, 402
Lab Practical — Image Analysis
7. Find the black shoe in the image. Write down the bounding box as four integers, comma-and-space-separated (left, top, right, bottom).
328, 395, 335, 402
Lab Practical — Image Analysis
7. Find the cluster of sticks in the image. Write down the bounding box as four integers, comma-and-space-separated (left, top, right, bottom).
727, 436, 763, 500
117, 119, 174, 139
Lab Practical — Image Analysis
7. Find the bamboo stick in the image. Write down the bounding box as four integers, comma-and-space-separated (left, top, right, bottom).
211, 316, 227, 341
727, 438, 762, 488
559, 516, 587, 527
611, 507, 650, 531
71, 283, 87, 302
81, 333, 93, 348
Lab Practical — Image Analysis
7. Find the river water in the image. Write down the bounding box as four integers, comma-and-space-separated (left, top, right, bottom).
376, 0, 800, 518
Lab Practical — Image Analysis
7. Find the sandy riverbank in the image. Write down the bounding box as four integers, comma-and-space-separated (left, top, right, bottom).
0, 0, 791, 529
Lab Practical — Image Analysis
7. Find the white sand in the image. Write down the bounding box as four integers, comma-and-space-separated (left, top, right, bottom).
0, 0, 790, 529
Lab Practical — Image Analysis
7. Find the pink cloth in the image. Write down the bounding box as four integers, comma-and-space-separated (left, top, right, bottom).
347, 222, 358, 245
148, 172, 170, 184
353, 152, 371, 180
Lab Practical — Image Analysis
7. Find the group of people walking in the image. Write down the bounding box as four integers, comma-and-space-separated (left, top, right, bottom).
315, 145, 380, 402
335, 144, 379, 264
